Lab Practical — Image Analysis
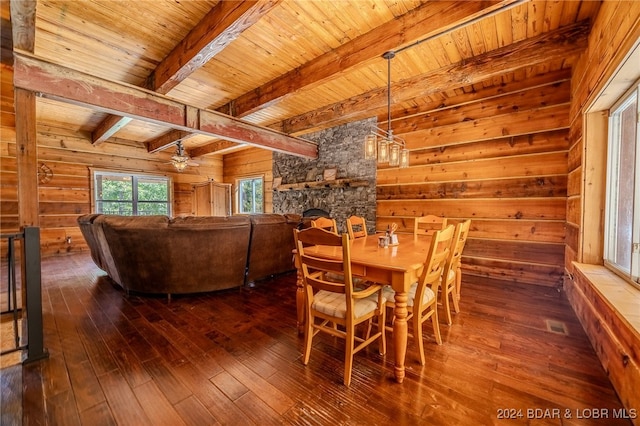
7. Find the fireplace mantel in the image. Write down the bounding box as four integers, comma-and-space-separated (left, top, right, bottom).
274, 178, 369, 192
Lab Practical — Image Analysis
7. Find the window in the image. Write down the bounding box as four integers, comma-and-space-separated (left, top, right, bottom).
93, 171, 171, 216
605, 81, 640, 285
238, 176, 263, 214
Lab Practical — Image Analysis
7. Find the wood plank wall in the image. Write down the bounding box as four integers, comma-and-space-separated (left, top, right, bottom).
377, 70, 571, 287
223, 147, 273, 214
565, 0, 640, 419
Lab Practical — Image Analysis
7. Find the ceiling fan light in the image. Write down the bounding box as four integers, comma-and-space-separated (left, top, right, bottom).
171, 154, 189, 172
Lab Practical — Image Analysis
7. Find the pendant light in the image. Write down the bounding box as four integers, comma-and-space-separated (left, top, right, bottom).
364, 50, 409, 168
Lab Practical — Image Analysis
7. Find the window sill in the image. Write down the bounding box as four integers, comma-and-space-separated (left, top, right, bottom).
572, 262, 640, 337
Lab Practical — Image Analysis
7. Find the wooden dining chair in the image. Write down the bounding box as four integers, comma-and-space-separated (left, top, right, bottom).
311, 216, 338, 234
383, 224, 454, 365
440, 219, 471, 325
346, 215, 368, 239
293, 227, 386, 386
413, 215, 447, 237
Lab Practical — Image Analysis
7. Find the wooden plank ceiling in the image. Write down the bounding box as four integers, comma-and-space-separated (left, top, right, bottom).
10, 0, 599, 159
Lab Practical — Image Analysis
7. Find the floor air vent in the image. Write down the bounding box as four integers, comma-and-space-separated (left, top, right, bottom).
545, 319, 568, 335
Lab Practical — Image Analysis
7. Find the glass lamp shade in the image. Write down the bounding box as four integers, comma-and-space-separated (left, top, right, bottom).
399, 147, 410, 168
377, 139, 389, 163
389, 143, 400, 166
171, 155, 189, 172
364, 134, 377, 160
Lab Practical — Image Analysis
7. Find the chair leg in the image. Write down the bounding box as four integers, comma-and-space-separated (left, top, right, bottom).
344, 324, 355, 386
451, 286, 460, 314
303, 314, 314, 365
414, 311, 426, 366
456, 268, 462, 303
364, 318, 373, 340
378, 307, 386, 355
432, 307, 442, 345
442, 287, 452, 325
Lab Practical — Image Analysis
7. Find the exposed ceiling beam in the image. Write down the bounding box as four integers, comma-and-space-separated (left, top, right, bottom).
13, 51, 317, 159
146, 130, 195, 153
9, 0, 35, 52
385, 68, 572, 134
147, 0, 279, 95
92, 0, 277, 147
280, 20, 591, 135
189, 140, 241, 158
92, 115, 133, 145
217, 0, 521, 118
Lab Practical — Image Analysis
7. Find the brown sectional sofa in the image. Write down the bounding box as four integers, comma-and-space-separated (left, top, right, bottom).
78, 213, 301, 296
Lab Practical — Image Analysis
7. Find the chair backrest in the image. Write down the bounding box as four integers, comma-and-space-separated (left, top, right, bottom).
294, 227, 354, 300
414, 224, 455, 304
311, 217, 338, 234
444, 219, 471, 276
414, 215, 447, 237
346, 215, 367, 239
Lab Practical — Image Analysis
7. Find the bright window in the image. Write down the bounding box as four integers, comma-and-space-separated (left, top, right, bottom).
238, 177, 263, 214
605, 81, 640, 285
93, 171, 171, 216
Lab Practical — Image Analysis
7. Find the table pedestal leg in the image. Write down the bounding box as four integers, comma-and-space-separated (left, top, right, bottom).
393, 291, 408, 383
296, 266, 305, 335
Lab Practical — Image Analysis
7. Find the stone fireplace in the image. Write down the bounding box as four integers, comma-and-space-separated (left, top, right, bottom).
273, 118, 377, 234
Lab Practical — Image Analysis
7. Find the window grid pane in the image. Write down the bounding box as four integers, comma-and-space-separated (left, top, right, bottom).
238, 177, 263, 214
94, 172, 170, 216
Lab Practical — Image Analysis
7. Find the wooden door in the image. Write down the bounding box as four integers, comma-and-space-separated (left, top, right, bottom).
193, 184, 210, 215
211, 183, 231, 216
192, 182, 231, 216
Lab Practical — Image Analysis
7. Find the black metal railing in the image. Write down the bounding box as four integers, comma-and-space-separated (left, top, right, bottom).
1, 227, 48, 363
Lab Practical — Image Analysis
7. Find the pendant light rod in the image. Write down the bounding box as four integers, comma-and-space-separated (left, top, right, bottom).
382, 50, 395, 136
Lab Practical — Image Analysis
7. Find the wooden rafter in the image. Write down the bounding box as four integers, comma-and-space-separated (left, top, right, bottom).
217, 0, 520, 118
9, 0, 35, 52
13, 51, 317, 158
280, 20, 591, 135
380, 68, 572, 130
92, 115, 132, 145
92, 0, 278, 147
145, 130, 194, 153
147, 0, 279, 95
189, 140, 240, 158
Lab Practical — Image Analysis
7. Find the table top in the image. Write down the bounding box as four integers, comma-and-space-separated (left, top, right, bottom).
303, 233, 431, 274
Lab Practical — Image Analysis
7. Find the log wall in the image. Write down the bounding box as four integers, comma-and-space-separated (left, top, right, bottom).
377, 71, 571, 287
565, 1, 640, 421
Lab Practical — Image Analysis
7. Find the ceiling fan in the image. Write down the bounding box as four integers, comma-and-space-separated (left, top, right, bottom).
170, 141, 199, 172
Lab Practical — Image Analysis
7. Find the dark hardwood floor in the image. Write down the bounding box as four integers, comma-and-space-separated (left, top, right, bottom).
0, 253, 631, 425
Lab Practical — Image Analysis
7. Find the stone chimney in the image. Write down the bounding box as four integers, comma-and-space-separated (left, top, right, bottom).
272, 119, 377, 234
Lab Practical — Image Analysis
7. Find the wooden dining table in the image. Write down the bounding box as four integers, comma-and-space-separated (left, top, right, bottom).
294, 232, 432, 384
